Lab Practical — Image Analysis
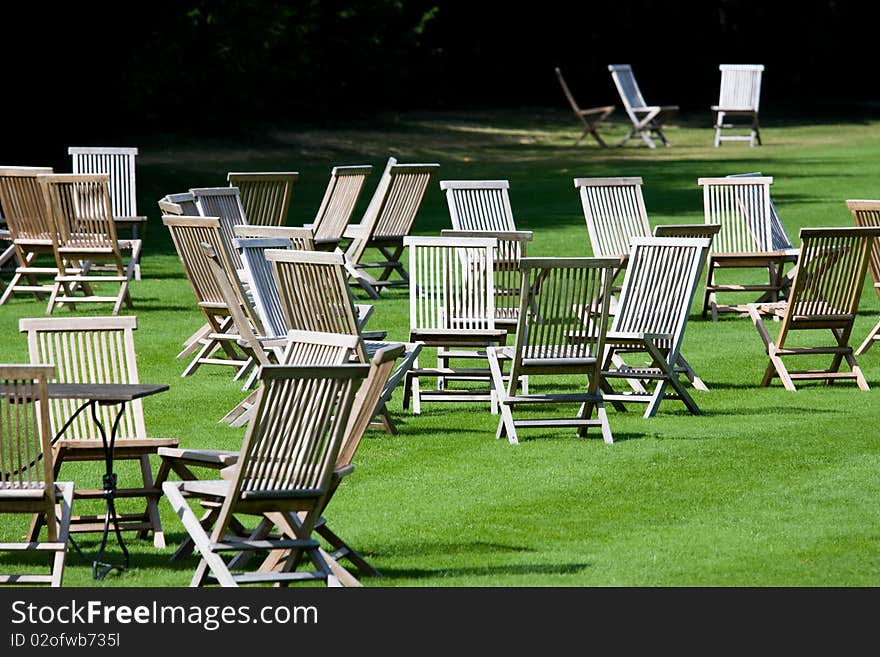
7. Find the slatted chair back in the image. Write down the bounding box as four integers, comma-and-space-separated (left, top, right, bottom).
512, 257, 615, 375
404, 235, 498, 336
440, 229, 533, 327
847, 200, 880, 300
785, 227, 879, 329
574, 177, 651, 258
0, 363, 56, 494
346, 157, 439, 264
266, 249, 366, 358
158, 192, 198, 217
191, 186, 248, 268
38, 173, 120, 250
281, 330, 361, 367
233, 224, 315, 250
653, 223, 722, 241
611, 237, 711, 355
312, 165, 372, 243
235, 235, 293, 340
19, 316, 147, 441
717, 65, 763, 112
0, 167, 55, 242
608, 64, 648, 115
440, 180, 517, 232
68, 147, 139, 219
227, 172, 298, 227
726, 172, 793, 250
698, 176, 775, 253
162, 215, 235, 311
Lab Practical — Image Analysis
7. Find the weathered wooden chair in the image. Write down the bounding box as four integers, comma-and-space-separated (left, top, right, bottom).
69, 147, 146, 279
162, 215, 251, 376
0, 166, 58, 305
344, 156, 440, 298
266, 248, 422, 434
19, 316, 178, 548
847, 200, 880, 354
441, 179, 519, 232
309, 165, 373, 251
162, 363, 368, 587
608, 64, 678, 148
711, 65, 764, 147
600, 237, 711, 416
227, 171, 299, 227
38, 173, 141, 315
487, 257, 617, 444
0, 363, 74, 587
747, 226, 880, 391
401, 235, 508, 414
554, 67, 615, 147
191, 186, 249, 269
699, 176, 798, 320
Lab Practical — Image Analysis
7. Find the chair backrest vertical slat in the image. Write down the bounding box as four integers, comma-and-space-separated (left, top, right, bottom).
39, 174, 119, 251
846, 200, 880, 300
441, 180, 517, 232
0, 167, 56, 242
698, 176, 775, 253
312, 165, 372, 243
718, 65, 764, 112
191, 187, 249, 268
235, 235, 294, 340
162, 215, 233, 309
69, 147, 139, 218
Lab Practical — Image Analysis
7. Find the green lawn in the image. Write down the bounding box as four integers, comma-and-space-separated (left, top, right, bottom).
2, 108, 880, 587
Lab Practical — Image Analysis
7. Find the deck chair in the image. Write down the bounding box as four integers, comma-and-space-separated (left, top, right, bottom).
309, 165, 373, 251
69, 147, 145, 279
191, 186, 248, 269
699, 176, 798, 320
19, 316, 179, 548
344, 156, 440, 298
0, 363, 74, 587
401, 235, 509, 414
441, 179, 518, 232
38, 173, 141, 316
487, 257, 617, 444
747, 226, 880, 391
162, 363, 368, 587
162, 215, 251, 376
608, 64, 678, 148
711, 64, 764, 147
554, 67, 615, 147
157, 192, 198, 216
600, 237, 711, 417
846, 200, 880, 354
266, 248, 422, 435
0, 166, 58, 305
227, 171, 298, 227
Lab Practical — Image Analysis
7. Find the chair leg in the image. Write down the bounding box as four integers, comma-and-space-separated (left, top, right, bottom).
487, 348, 517, 444
676, 354, 709, 391
856, 319, 880, 355
139, 454, 165, 549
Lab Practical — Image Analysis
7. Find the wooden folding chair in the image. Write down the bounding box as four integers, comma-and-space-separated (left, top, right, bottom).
19, 317, 178, 548
162, 215, 251, 376
162, 363, 368, 587
0, 363, 74, 587
487, 257, 617, 444
711, 65, 764, 147
157, 192, 198, 216
747, 226, 880, 391
0, 166, 58, 305
227, 171, 299, 227
309, 164, 372, 251
38, 173, 141, 316
554, 67, 615, 147
699, 176, 798, 320
608, 64, 678, 148
401, 235, 509, 414
600, 237, 711, 416
69, 147, 146, 279
266, 248, 422, 435
344, 156, 440, 298
846, 200, 880, 355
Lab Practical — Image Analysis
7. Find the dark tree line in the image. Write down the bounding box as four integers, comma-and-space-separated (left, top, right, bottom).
4, 0, 876, 159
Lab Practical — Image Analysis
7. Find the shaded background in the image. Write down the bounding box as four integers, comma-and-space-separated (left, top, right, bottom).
5, 0, 876, 164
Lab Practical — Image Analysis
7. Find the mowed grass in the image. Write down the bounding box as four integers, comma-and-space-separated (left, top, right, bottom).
2, 108, 880, 587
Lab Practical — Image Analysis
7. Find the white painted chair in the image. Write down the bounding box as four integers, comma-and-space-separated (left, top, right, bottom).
608, 64, 678, 148
711, 65, 764, 147
441, 179, 518, 232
